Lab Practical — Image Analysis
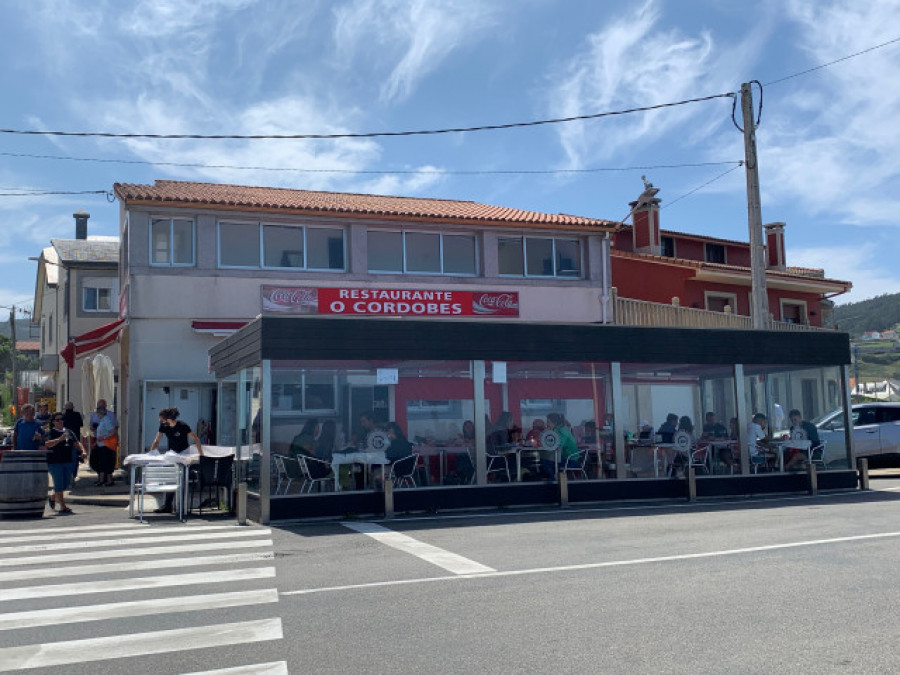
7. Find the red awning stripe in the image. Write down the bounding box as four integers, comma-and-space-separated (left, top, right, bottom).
60, 318, 125, 369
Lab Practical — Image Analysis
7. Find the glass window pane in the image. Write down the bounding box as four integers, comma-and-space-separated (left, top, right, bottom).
443, 235, 476, 275
83, 288, 97, 310
151, 219, 170, 264
172, 219, 194, 265
307, 228, 345, 270
555, 239, 581, 277
304, 373, 337, 412
525, 237, 554, 276
368, 231, 402, 271
98, 288, 111, 311
263, 224, 303, 268
220, 222, 260, 267
405, 232, 441, 273
498, 238, 524, 275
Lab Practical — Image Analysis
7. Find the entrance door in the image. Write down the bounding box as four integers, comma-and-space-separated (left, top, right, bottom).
142, 385, 204, 450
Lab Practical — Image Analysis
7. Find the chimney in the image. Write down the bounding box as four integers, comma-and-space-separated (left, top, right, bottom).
764, 222, 785, 270
630, 176, 662, 255
74, 210, 90, 240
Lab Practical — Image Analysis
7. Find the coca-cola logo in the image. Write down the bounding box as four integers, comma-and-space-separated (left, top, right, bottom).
262, 286, 318, 313
475, 293, 518, 309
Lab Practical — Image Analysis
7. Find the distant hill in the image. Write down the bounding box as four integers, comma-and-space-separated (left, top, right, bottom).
834, 293, 900, 337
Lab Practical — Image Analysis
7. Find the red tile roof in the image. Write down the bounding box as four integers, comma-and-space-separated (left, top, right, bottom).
16, 340, 39, 352
114, 180, 616, 230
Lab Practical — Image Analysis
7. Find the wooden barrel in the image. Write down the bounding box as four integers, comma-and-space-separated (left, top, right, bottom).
0, 450, 48, 519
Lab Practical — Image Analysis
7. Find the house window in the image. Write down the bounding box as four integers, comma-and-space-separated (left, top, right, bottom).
780, 300, 807, 324
271, 370, 337, 415
151, 218, 195, 266
367, 231, 477, 275
705, 292, 737, 313
218, 222, 346, 271
83, 278, 119, 313
705, 243, 726, 264
661, 236, 675, 257
499, 237, 582, 278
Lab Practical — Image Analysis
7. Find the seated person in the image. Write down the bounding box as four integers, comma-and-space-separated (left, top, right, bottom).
785, 409, 820, 470
289, 418, 319, 459
748, 413, 777, 469
637, 420, 654, 441
539, 413, 580, 478
525, 418, 545, 445
701, 412, 729, 440
656, 413, 679, 444
373, 422, 414, 488
581, 420, 597, 445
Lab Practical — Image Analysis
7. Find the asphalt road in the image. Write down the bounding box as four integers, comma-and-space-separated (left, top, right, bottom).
3, 476, 900, 674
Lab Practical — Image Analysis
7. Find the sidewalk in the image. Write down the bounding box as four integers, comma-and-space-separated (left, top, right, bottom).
66, 464, 131, 507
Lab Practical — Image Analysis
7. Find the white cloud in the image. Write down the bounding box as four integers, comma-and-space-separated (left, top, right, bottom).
791, 242, 900, 304
333, 0, 497, 103
761, 0, 900, 227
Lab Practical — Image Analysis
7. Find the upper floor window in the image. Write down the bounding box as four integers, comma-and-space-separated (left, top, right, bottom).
218, 222, 345, 271
498, 237, 582, 278
151, 218, 195, 266
367, 231, 477, 275
83, 278, 119, 313
661, 236, 675, 258
704, 243, 726, 264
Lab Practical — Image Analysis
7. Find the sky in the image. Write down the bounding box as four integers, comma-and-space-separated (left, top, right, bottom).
1, 0, 898, 321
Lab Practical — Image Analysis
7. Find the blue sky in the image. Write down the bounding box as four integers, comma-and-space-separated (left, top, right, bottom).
1, 0, 898, 319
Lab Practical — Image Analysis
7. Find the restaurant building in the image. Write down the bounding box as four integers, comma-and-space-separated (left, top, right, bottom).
109, 179, 855, 522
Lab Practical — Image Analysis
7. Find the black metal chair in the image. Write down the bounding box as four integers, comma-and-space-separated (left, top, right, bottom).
193, 455, 234, 515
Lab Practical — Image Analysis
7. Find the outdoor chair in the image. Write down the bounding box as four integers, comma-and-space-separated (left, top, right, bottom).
192, 455, 234, 515
486, 451, 511, 482
390, 453, 420, 488
808, 441, 827, 470
563, 448, 589, 480
280, 456, 304, 494
272, 454, 289, 495
298, 455, 334, 493
136, 464, 182, 523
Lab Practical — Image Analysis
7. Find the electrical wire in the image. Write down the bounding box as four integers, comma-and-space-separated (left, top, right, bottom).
0, 93, 734, 141
0, 150, 741, 175
662, 163, 744, 210
765, 36, 900, 87
0, 189, 110, 197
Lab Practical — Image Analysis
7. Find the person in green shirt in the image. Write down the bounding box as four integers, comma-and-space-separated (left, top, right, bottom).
540, 412, 580, 477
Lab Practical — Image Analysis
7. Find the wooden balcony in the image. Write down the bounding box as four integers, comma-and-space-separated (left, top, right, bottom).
610, 288, 830, 331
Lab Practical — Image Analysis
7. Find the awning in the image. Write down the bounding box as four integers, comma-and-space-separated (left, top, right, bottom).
191, 320, 248, 336
60, 318, 125, 369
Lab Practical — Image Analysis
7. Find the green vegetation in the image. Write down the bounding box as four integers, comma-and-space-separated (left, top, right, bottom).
834, 292, 900, 337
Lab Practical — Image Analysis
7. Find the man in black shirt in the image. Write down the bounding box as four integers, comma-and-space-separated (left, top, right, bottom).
148, 407, 202, 513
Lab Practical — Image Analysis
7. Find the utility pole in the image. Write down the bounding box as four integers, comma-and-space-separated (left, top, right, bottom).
9, 305, 17, 412
741, 82, 769, 329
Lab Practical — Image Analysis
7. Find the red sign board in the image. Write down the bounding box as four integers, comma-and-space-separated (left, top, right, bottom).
261, 286, 519, 317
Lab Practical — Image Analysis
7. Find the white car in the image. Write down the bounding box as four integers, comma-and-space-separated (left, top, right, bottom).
814, 402, 900, 468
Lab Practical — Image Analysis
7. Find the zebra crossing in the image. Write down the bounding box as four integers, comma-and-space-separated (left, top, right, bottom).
0, 521, 287, 674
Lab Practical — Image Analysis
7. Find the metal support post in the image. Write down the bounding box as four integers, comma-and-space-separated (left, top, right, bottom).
858, 458, 869, 491
384, 479, 394, 518
236, 482, 248, 525
686, 466, 696, 502
559, 470, 569, 508
807, 463, 818, 496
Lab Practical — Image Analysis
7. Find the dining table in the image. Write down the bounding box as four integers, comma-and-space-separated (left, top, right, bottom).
329, 450, 391, 491
774, 439, 812, 472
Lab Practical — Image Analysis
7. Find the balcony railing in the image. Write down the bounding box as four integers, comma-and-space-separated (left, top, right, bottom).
610, 288, 830, 331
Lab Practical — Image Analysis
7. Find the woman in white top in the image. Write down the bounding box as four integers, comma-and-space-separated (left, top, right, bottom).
747, 413, 775, 470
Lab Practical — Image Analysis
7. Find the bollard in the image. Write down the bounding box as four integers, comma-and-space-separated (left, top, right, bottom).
807, 462, 818, 496
236, 482, 248, 526
858, 458, 869, 491
686, 466, 696, 502
383, 478, 394, 518
559, 470, 569, 508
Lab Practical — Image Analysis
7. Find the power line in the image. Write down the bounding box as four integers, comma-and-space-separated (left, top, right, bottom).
0, 93, 734, 141
765, 35, 900, 87
0, 150, 741, 175
0, 189, 110, 197
662, 162, 744, 210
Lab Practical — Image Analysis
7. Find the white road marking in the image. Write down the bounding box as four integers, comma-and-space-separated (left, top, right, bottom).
0, 524, 248, 544
0, 588, 278, 630
0, 528, 272, 555
182, 661, 289, 675
0, 551, 274, 583
0, 523, 143, 535
283, 528, 900, 596
0, 567, 276, 602
0, 538, 273, 568
342, 521, 495, 574
0, 618, 283, 672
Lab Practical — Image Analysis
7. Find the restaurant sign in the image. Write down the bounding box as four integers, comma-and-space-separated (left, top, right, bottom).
261, 285, 519, 317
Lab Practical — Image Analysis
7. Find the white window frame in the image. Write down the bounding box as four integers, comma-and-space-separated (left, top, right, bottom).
780, 299, 808, 324
367, 230, 478, 276
498, 236, 583, 279
704, 291, 739, 314
82, 278, 119, 313
149, 217, 195, 267
217, 221, 347, 272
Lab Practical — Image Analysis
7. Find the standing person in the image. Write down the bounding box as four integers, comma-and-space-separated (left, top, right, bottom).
35, 402, 52, 430
62, 402, 85, 477
45, 413, 84, 514
90, 404, 119, 487
12, 404, 45, 450
148, 407, 203, 514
